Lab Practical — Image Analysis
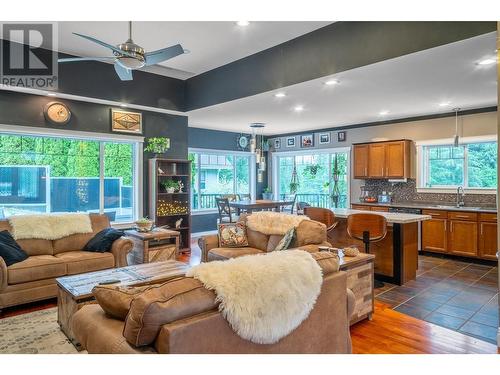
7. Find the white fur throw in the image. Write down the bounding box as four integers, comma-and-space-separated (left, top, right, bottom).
246, 211, 310, 235
186, 250, 323, 344
8, 213, 93, 240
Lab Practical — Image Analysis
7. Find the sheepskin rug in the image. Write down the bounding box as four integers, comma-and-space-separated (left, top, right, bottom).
246, 211, 310, 235
8, 213, 93, 240
186, 250, 323, 344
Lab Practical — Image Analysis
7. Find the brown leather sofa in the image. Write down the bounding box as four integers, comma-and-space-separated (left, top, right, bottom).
72, 252, 355, 354
0, 214, 133, 311
198, 214, 332, 262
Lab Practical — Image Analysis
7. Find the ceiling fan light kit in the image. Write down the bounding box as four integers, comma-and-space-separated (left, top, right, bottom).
58, 21, 185, 81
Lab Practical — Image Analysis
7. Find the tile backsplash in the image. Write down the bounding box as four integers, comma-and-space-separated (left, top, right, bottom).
362, 179, 497, 207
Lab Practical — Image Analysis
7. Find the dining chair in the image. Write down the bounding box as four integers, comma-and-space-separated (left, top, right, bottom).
296, 201, 311, 215
215, 197, 238, 223
238, 193, 251, 201
281, 194, 297, 214
303, 207, 338, 239
347, 213, 388, 287
221, 194, 238, 202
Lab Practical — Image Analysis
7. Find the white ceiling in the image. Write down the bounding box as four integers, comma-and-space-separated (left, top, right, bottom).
56, 21, 330, 79
188, 32, 498, 135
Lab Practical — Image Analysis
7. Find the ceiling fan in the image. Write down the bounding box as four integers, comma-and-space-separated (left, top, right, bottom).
58, 21, 185, 81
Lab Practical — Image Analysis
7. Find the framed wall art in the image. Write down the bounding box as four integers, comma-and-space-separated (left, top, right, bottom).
111, 109, 143, 134
300, 134, 314, 148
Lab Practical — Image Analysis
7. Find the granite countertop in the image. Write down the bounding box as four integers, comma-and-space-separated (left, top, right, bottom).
331, 208, 431, 224
352, 201, 497, 213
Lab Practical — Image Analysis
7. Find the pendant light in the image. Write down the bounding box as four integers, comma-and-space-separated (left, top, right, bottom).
249, 123, 266, 170
453, 108, 461, 147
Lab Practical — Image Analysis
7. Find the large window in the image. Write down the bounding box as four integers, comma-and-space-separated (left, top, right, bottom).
189, 149, 255, 211
0, 132, 140, 223
273, 149, 350, 208
420, 141, 497, 190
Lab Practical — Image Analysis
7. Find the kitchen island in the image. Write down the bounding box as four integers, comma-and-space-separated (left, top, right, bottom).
329, 208, 431, 286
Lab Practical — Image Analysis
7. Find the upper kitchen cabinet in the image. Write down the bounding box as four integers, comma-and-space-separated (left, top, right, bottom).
353, 140, 414, 179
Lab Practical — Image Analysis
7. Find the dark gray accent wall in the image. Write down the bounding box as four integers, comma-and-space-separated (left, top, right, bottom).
0, 90, 188, 216
185, 22, 496, 110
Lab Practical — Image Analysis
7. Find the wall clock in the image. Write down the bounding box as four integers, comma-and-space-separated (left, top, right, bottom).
237, 134, 249, 150
44, 102, 71, 125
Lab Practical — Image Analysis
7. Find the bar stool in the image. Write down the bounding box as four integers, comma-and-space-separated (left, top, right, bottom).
347, 213, 388, 288
303, 207, 338, 240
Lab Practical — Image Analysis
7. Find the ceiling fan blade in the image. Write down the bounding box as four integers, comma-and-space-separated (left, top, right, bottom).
144, 44, 184, 66
58, 57, 116, 63
114, 62, 133, 81
72, 32, 133, 57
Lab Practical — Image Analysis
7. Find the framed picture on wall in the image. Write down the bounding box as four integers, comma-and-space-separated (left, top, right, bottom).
301, 134, 314, 148
337, 131, 346, 142
274, 139, 281, 149
319, 133, 330, 144
286, 136, 296, 147
111, 109, 143, 134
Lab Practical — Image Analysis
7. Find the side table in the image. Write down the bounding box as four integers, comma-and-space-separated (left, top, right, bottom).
339, 252, 375, 325
125, 228, 180, 264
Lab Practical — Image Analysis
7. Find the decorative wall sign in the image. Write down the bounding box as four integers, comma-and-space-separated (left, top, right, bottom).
44, 102, 71, 125
274, 139, 281, 149
111, 109, 143, 134
337, 131, 346, 142
319, 133, 330, 144
286, 136, 296, 148
301, 134, 314, 148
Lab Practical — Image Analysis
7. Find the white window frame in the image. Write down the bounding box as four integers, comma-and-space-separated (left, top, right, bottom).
271, 147, 351, 207
189, 147, 256, 214
0, 123, 144, 224
416, 135, 497, 194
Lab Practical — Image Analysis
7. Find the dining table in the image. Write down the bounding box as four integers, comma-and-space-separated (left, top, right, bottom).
229, 199, 295, 214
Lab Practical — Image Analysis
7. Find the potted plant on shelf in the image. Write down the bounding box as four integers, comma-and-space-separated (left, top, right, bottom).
163, 179, 179, 193
135, 217, 154, 232
262, 187, 273, 200
144, 137, 171, 157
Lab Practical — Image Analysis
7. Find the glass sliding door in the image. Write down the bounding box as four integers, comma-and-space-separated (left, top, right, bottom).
273, 148, 350, 209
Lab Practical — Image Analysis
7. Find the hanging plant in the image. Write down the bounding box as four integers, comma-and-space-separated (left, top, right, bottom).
304, 164, 321, 177
331, 154, 341, 208
289, 166, 299, 194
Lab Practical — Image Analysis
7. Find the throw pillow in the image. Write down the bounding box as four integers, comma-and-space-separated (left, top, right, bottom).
274, 227, 296, 251
92, 284, 154, 320
0, 230, 28, 266
218, 222, 249, 248
83, 228, 124, 253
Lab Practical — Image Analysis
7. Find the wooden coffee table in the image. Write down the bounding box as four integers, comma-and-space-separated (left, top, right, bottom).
56, 260, 190, 350
125, 228, 180, 264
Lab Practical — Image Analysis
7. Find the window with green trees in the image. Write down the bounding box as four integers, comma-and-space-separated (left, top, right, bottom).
422, 141, 497, 189
189, 150, 254, 210
274, 150, 349, 208
0, 133, 138, 222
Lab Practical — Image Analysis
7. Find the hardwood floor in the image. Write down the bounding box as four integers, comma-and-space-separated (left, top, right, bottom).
351, 300, 499, 354
2, 238, 498, 354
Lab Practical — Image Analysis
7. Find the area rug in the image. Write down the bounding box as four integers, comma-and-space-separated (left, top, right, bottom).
0, 308, 79, 354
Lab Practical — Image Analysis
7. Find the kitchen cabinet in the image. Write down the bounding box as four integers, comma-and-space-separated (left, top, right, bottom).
448, 220, 478, 257
422, 210, 447, 253
353, 145, 369, 178
370, 206, 390, 212
351, 204, 372, 211
352, 140, 413, 179
478, 213, 498, 261
368, 143, 386, 178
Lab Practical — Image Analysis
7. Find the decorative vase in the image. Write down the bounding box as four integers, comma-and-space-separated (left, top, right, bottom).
135, 220, 154, 232
167, 187, 175, 193
262, 192, 273, 200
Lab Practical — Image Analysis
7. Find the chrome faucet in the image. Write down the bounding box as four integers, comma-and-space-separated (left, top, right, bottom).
456, 186, 465, 207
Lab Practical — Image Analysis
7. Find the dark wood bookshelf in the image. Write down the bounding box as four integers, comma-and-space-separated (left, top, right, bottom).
149, 158, 192, 253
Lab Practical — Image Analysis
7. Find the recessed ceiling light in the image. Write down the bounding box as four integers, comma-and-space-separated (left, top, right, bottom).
439, 101, 451, 107
324, 79, 339, 86
294, 105, 304, 112
379, 110, 389, 116
120, 103, 128, 107
274, 92, 286, 98
236, 21, 250, 27
477, 58, 496, 66
46, 92, 56, 96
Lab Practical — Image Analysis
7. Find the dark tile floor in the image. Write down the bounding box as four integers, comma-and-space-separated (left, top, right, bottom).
375, 254, 499, 345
